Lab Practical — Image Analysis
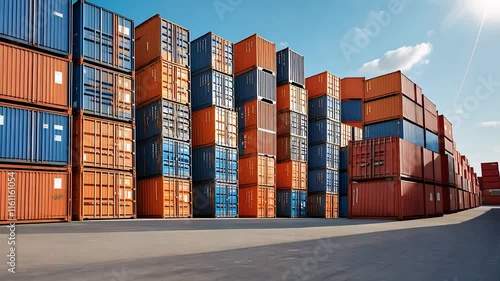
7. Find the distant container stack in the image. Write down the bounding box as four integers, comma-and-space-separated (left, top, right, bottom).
135, 15, 192, 218
234, 34, 277, 218
480, 162, 499, 205
0, 0, 72, 224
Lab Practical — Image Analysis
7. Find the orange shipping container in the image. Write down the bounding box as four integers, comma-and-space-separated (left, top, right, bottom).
363, 94, 424, 126
438, 115, 453, 141
0, 41, 70, 111
423, 95, 437, 114
234, 34, 276, 76
415, 85, 423, 106
137, 177, 191, 218
72, 168, 135, 221
305, 71, 340, 100
424, 110, 438, 133
239, 155, 275, 187
308, 193, 338, 218
192, 106, 237, 149
135, 59, 190, 107
237, 99, 277, 132
276, 161, 307, 190
239, 185, 275, 218
276, 84, 307, 114
239, 128, 277, 157
340, 77, 365, 100
364, 71, 416, 102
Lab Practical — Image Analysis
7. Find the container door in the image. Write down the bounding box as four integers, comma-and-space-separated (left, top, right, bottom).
38, 112, 69, 165
0, 106, 32, 162
116, 16, 133, 71
35, 0, 69, 53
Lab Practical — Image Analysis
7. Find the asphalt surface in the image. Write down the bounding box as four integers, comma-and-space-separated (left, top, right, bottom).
1, 206, 499, 281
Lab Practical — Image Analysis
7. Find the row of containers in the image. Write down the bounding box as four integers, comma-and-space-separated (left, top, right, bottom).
480, 162, 500, 205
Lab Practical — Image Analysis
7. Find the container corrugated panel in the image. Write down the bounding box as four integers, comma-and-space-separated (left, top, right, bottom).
307, 193, 338, 218
235, 68, 277, 104
193, 146, 237, 183
341, 100, 363, 122
277, 136, 308, 162
423, 95, 437, 114
239, 155, 275, 187
0, 42, 70, 110
237, 99, 276, 132
353, 127, 363, 141
277, 84, 307, 115
73, 63, 134, 121
238, 185, 275, 218
481, 162, 499, 172
276, 161, 307, 190
308, 143, 339, 170
193, 106, 237, 149
364, 94, 423, 126
234, 34, 276, 76
137, 99, 189, 142
192, 70, 234, 111
340, 123, 352, 148
340, 77, 364, 100
137, 177, 191, 218
238, 129, 277, 157
73, 1, 134, 72
339, 172, 348, 194
0, 104, 70, 166
438, 115, 453, 141
0, 0, 71, 56
276, 48, 305, 87
363, 119, 425, 148
339, 195, 348, 218
424, 184, 436, 216
0, 168, 70, 223
340, 147, 348, 170
441, 155, 456, 186
308, 95, 340, 121
308, 119, 341, 145
423, 149, 434, 182
424, 109, 438, 133
308, 169, 339, 194
425, 130, 439, 153
439, 136, 453, 155
277, 111, 308, 137
305, 72, 340, 100
415, 85, 423, 106
277, 189, 307, 218
191, 32, 233, 75
137, 137, 191, 179
73, 168, 135, 221
364, 71, 415, 102
193, 182, 238, 218
443, 186, 458, 213
435, 186, 444, 215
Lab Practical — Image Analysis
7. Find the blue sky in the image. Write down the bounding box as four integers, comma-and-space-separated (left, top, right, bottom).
87, 0, 500, 174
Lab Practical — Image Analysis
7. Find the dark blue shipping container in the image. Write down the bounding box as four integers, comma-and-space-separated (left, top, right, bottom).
308, 95, 340, 122
136, 100, 190, 142
0, 0, 71, 56
193, 182, 238, 218
339, 195, 348, 218
308, 143, 339, 170
339, 172, 348, 194
340, 147, 348, 171
235, 68, 276, 104
193, 146, 238, 183
0, 104, 69, 165
277, 189, 307, 218
308, 119, 341, 145
276, 48, 305, 87
308, 169, 339, 194
341, 100, 363, 122
73, 0, 134, 72
192, 70, 234, 111
190, 32, 233, 75
425, 130, 439, 153
363, 119, 425, 148
137, 137, 191, 179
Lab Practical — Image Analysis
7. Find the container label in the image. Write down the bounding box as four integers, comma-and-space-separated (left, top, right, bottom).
183, 195, 189, 202
54, 135, 62, 142
125, 94, 131, 103
0, 115, 3, 126
119, 25, 130, 36
54, 178, 62, 189
55, 71, 63, 85
54, 125, 64, 131
53, 11, 63, 18
436, 193, 441, 201
43, 124, 49, 129
126, 143, 131, 152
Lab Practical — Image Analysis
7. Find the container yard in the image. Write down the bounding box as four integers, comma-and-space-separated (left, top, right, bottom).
1, 1, 499, 280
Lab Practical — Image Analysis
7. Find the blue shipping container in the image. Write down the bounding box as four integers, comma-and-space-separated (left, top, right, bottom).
235, 68, 276, 104
190, 32, 233, 75
193, 146, 238, 183
277, 189, 307, 218
308, 143, 339, 170
340, 147, 349, 171
339, 195, 348, 218
425, 130, 439, 153
341, 100, 363, 122
339, 172, 348, 194
0, 105, 69, 165
137, 137, 191, 179
136, 100, 190, 142
308, 95, 341, 121
309, 119, 341, 145
193, 183, 238, 218
73, 0, 134, 72
308, 169, 339, 194
363, 119, 425, 148
276, 48, 305, 87
0, 0, 71, 55
192, 70, 234, 111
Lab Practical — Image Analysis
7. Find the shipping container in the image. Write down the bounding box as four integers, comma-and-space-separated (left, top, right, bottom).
458, 190, 464, 210
483, 196, 500, 205
238, 128, 277, 157
0, 167, 70, 224
305, 72, 340, 100
363, 119, 425, 148
337, 195, 347, 218
193, 106, 237, 149
435, 185, 444, 215
137, 137, 190, 179
193, 146, 237, 184
439, 136, 454, 155
353, 127, 363, 141
434, 153, 442, 184
425, 130, 439, 153
339, 171, 348, 194
239, 155, 275, 187
340, 77, 364, 100
443, 186, 458, 213
0, 0, 71, 56
483, 189, 500, 196
235, 68, 276, 104
482, 181, 500, 189
364, 71, 416, 102
464, 191, 470, 209
481, 162, 499, 172
307, 193, 338, 218
415, 85, 423, 106
238, 99, 276, 132
308, 143, 339, 171
0, 42, 70, 110
192, 70, 234, 111
277, 135, 307, 163
341, 100, 363, 122
191, 32, 233, 75
73, 113, 134, 171
308, 95, 340, 121
135, 58, 190, 107
438, 115, 453, 141
276, 161, 307, 190
277, 111, 308, 137
0, 104, 70, 166
135, 14, 189, 69
73, 63, 134, 121
73, 167, 135, 221
423, 95, 437, 114
424, 184, 436, 217
308, 169, 339, 194
276, 48, 305, 87
277, 84, 307, 115
277, 189, 307, 218
193, 182, 237, 218
481, 176, 499, 183
309, 119, 341, 145
238, 185, 275, 218
234, 34, 276, 76
344, 121, 363, 129
424, 109, 438, 133
340, 123, 351, 148
340, 147, 349, 171
137, 99, 189, 142
73, 0, 134, 72
350, 137, 423, 180
137, 177, 191, 218
364, 94, 423, 126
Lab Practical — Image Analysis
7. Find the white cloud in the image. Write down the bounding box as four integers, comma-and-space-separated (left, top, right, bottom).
359, 43, 433, 74
427, 30, 435, 37
279, 42, 289, 48
479, 121, 500, 127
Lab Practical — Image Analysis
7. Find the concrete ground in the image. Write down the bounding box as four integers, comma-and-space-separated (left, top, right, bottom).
1, 206, 499, 281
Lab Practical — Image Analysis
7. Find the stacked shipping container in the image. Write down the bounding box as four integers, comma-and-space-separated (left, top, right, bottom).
481, 162, 500, 205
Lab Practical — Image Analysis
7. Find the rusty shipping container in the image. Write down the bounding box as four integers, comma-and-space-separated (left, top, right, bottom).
277, 84, 307, 115
137, 177, 191, 218
277, 111, 308, 137
239, 185, 275, 218
191, 32, 233, 75
193, 106, 237, 149
234, 34, 276, 76
363, 94, 423, 126
306, 72, 340, 100
307, 193, 338, 218
239, 128, 277, 157
438, 115, 453, 141
277, 135, 308, 163
276, 48, 305, 87
238, 99, 277, 132
72, 168, 135, 221
364, 71, 416, 102
239, 154, 275, 187
276, 161, 307, 190
340, 77, 364, 100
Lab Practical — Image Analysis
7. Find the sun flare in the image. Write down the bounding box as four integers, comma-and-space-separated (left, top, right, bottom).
469, 0, 500, 22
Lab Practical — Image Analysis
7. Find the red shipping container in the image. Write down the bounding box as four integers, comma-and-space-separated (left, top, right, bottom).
308, 193, 338, 218
434, 153, 442, 184
305, 71, 341, 100
234, 34, 276, 76
239, 155, 275, 187
424, 110, 438, 133
439, 137, 454, 155
277, 135, 307, 163
423, 95, 437, 114
481, 162, 499, 172
415, 85, 423, 106
239, 185, 275, 218
483, 189, 500, 197
483, 196, 500, 205
435, 186, 444, 215
276, 161, 307, 190
239, 128, 277, 157
277, 84, 307, 115
425, 184, 436, 217
137, 177, 191, 218
277, 111, 307, 137
364, 71, 416, 102
423, 149, 434, 182
482, 176, 500, 183
192, 106, 237, 149
482, 169, 500, 177
363, 94, 423, 126
457, 190, 464, 210
438, 115, 453, 141
340, 77, 364, 100
464, 192, 470, 209
482, 181, 500, 189
443, 186, 458, 213
237, 99, 277, 132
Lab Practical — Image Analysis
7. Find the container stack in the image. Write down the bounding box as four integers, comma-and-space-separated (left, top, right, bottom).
437, 115, 458, 213
480, 163, 499, 204
306, 72, 341, 218
234, 34, 277, 218
72, 1, 136, 221
191, 32, 238, 218
134, 15, 192, 218
0, 0, 72, 224
275, 48, 307, 218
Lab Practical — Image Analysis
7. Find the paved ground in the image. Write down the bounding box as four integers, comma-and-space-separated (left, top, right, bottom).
1, 206, 499, 281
